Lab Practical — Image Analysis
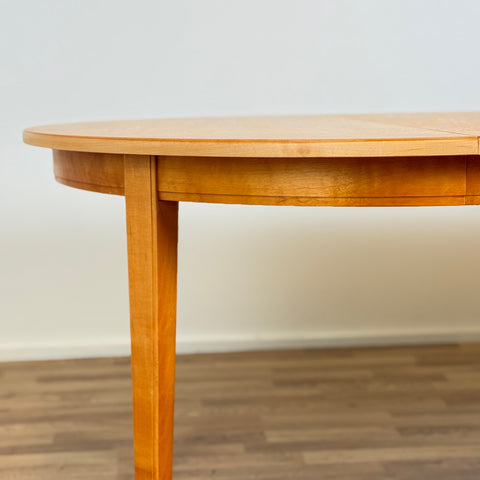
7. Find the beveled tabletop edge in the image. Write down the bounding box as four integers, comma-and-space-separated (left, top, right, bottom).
23, 113, 480, 158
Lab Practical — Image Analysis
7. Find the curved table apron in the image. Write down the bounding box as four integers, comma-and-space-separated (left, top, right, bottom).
23, 113, 480, 480
53, 149, 480, 206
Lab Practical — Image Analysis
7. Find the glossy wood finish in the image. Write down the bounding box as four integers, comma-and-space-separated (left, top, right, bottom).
2, 344, 480, 479
53, 150, 125, 195
51, 150, 480, 206
22, 113, 480, 479
23, 114, 480, 158
124, 155, 178, 480
156, 155, 469, 206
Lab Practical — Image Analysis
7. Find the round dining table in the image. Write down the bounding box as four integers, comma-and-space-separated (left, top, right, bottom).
23, 113, 480, 479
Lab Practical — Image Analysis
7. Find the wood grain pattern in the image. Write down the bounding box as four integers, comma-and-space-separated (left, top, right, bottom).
21, 115, 480, 480
465, 195, 480, 205
23, 114, 480, 158
52, 150, 479, 206
159, 193, 468, 207
466, 156, 480, 196
156, 155, 467, 205
124, 155, 178, 480
357, 111, 480, 137
53, 150, 125, 195
2, 344, 480, 479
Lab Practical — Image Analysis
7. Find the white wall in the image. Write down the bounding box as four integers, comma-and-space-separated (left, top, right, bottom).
2, 0, 480, 360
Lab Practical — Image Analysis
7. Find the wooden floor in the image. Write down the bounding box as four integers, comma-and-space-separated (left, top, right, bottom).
2, 344, 480, 479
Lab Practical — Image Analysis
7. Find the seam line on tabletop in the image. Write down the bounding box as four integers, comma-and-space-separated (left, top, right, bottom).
356, 116, 480, 144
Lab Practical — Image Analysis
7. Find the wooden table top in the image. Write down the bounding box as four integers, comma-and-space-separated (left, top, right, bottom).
23, 112, 480, 158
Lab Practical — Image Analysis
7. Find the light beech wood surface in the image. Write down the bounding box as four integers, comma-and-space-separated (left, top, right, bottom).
23, 113, 480, 158
124, 156, 178, 480
49, 150, 480, 207
356, 111, 480, 136
22, 113, 480, 480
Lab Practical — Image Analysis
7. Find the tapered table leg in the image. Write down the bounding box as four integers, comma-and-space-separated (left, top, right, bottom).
124, 154, 178, 480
